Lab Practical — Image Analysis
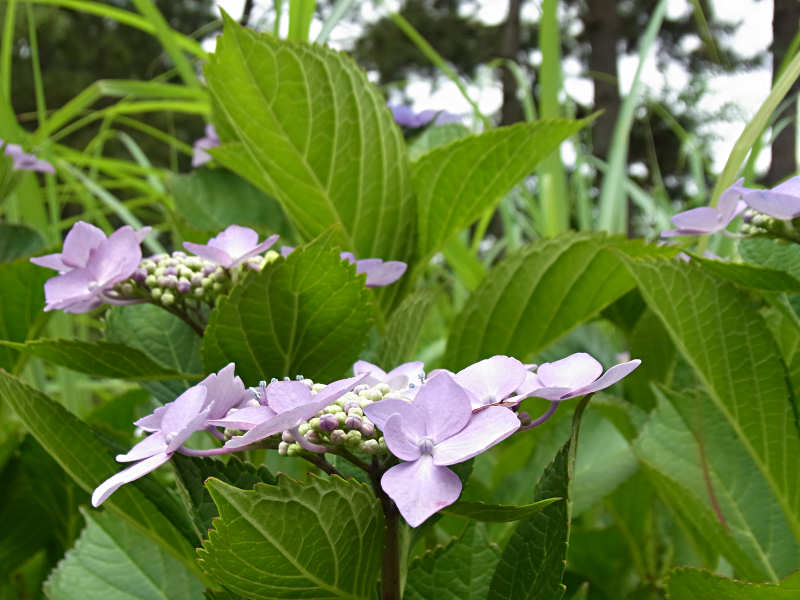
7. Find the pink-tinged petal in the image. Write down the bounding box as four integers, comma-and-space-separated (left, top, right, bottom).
381, 457, 462, 527
363, 398, 416, 430
456, 356, 527, 406
207, 405, 276, 429
208, 225, 260, 257
267, 380, 313, 413
88, 227, 141, 286
92, 453, 171, 507
359, 260, 407, 287
413, 373, 471, 443
183, 241, 233, 267
200, 363, 246, 419
30, 253, 70, 272
561, 359, 642, 399
433, 406, 519, 466
385, 361, 424, 389
61, 221, 106, 268
43, 268, 96, 311
744, 190, 800, 220
353, 360, 387, 381
382, 414, 422, 461
134, 404, 168, 432
116, 432, 168, 462
160, 385, 208, 436
670, 206, 722, 232
537, 353, 603, 389
230, 234, 280, 266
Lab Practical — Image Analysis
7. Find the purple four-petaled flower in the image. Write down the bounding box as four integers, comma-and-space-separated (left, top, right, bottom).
662, 179, 747, 237
183, 225, 279, 268
530, 352, 641, 401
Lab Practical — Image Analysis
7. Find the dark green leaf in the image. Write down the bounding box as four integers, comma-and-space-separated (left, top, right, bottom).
44, 509, 204, 600
690, 253, 800, 292
203, 231, 373, 383
441, 497, 561, 522
739, 237, 800, 280
378, 290, 435, 368
199, 475, 384, 599
405, 523, 500, 600
0, 258, 50, 371
0, 223, 44, 261
0, 339, 198, 380
666, 567, 800, 599
205, 15, 415, 267
488, 397, 591, 600
171, 454, 276, 538
413, 119, 589, 259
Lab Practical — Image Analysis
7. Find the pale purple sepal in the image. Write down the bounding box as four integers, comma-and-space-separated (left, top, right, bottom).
3, 142, 55, 174
531, 352, 641, 401
455, 355, 529, 409
662, 178, 747, 237
363, 397, 416, 430
433, 406, 520, 465
192, 125, 220, 167
340, 252, 407, 287
743, 175, 800, 220
353, 360, 424, 390
381, 455, 462, 527
207, 405, 276, 429
388, 105, 461, 129
91, 453, 171, 507
183, 225, 279, 268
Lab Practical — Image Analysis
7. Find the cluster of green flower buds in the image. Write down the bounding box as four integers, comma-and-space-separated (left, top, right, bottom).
113, 249, 281, 308
278, 382, 391, 457
740, 208, 800, 243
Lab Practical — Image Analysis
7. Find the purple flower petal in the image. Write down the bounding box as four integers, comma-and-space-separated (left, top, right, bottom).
184, 226, 278, 268
353, 360, 387, 385
363, 397, 416, 430
515, 370, 543, 396
134, 405, 168, 432
413, 373, 471, 443
433, 406, 519, 466
43, 268, 98, 312
744, 190, 800, 220
280, 246, 295, 258
30, 253, 69, 272
382, 414, 423, 461
560, 359, 641, 399
670, 207, 722, 232
116, 432, 168, 462
229, 234, 279, 267
455, 355, 528, 408
536, 353, 603, 389
357, 259, 407, 287
199, 363, 246, 420
182, 242, 232, 267
61, 221, 107, 269
207, 405, 276, 429
91, 453, 171, 507
87, 227, 142, 286
381, 456, 462, 527
266, 381, 313, 413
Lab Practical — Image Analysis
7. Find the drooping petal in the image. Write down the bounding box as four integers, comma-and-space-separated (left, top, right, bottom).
29, 253, 70, 272
182, 241, 233, 267
413, 373, 471, 443
381, 456, 462, 527
455, 355, 528, 407
433, 406, 519, 466
116, 432, 168, 462
91, 453, 171, 507
135, 226, 152, 244
561, 359, 642, 399
266, 380, 313, 413
669, 207, 723, 233
536, 353, 603, 389
88, 226, 142, 286
363, 398, 416, 430
339, 251, 356, 264
61, 221, 106, 268
382, 414, 422, 461
207, 405, 276, 429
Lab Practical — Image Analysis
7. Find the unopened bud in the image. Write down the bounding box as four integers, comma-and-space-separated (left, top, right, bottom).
177, 279, 191, 294
319, 414, 338, 431
151, 288, 163, 300
145, 274, 157, 287
278, 441, 289, 455
362, 439, 379, 454
286, 442, 302, 456
335, 411, 347, 425
376, 383, 391, 395
345, 415, 362, 430
312, 383, 326, 393
518, 411, 532, 426
120, 283, 134, 295
160, 292, 175, 305
330, 429, 347, 444
309, 417, 321, 430
298, 423, 310, 435
345, 430, 362, 448
305, 430, 321, 443
360, 420, 375, 437
281, 431, 295, 443
353, 384, 369, 394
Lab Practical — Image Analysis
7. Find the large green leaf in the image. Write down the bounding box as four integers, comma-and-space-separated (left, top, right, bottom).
413, 119, 588, 259
0, 258, 49, 371
44, 509, 204, 600
405, 523, 500, 600
487, 397, 590, 600
377, 290, 435, 368
1, 339, 197, 380
171, 454, 276, 539
169, 168, 291, 236
199, 475, 384, 599
202, 232, 372, 383
636, 387, 800, 582
445, 233, 667, 369
739, 237, 800, 280
205, 14, 415, 266
690, 254, 800, 292
666, 567, 800, 599
620, 256, 800, 549
442, 498, 561, 522
0, 372, 204, 581
0, 223, 44, 262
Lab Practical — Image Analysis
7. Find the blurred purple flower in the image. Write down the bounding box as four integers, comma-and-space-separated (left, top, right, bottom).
2, 141, 55, 174
353, 360, 424, 391
192, 125, 220, 167
662, 179, 747, 237
340, 252, 407, 287
42, 226, 144, 313
31, 221, 151, 273
388, 105, 461, 129
365, 373, 519, 527
741, 175, 800, 220
530, 352, 640, 401
183, 225, 278, 268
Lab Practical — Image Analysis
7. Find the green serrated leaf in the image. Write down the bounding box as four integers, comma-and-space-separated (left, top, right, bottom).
488, 397, 590, 600
44, 509, 204, 600
405, 522, 500, 600
205, 15, 415, 267
408, 123, 471, 161
378, 290, 435, 368
0, 257, 50, 372
199, 475, 384, 599
441, 497, 561, 522
635, 386, 800, 582
690, 253, 800, 292
413, 119, 589, 259
202, 231, 373, 383
739, 237, 800, 280
666, 567, 800, 599
0, 339, 199, 380
619, 256, 800, 552
0, 223, 44, 262
0, 372, 205, 582
169, 168, 291, 235
445, 233, 668, 369
171, 454, 276, 538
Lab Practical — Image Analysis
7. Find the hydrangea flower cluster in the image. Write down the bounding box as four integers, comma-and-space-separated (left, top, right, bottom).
31, 222, 408, 318
91, 352, 640, 528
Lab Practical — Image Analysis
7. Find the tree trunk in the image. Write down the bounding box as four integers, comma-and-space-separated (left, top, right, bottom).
767, 0, 800, 184
585, 0, 621, 160
240, 0, 255, 26
500, 0, 524, 126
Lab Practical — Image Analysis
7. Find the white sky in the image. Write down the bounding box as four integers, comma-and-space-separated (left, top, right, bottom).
212, 0, 777, 172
